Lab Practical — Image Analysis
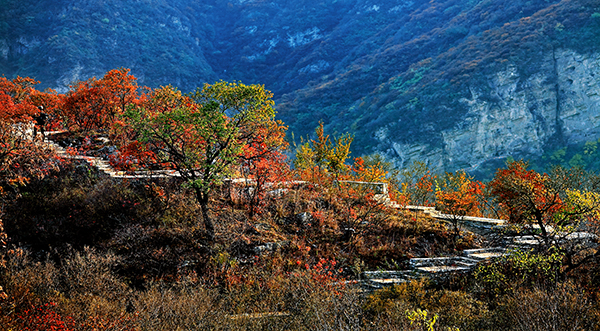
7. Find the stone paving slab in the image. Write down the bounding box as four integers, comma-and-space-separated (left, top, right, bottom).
363, 270, 414, 279
466, 251, 505, 260
561, 231, 597, 240
368, 278, 409, 286
512, 235, 542, 246
416, 265, 471, 273
463, 247, 506, 260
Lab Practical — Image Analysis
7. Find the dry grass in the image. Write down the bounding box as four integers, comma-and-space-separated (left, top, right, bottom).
497, 282, 599, 331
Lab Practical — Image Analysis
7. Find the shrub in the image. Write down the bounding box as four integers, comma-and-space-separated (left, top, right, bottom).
0, 247, 138, 331
365, 279, 489, 330
3, 161, 178, 250
472, 248, 564, 298
12, 302, 77, 331
495, 281, 599, 331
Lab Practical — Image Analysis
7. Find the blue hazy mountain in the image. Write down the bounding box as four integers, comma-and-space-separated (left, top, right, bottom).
1, 0, 599, 175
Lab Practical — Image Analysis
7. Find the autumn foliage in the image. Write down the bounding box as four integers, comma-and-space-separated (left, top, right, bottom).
489, 160, 600, 258
294, 121, 354, 183
13, 303, 77, 331
113, 81, 288, 239
59, 68, 142, 133
436, 171, 484, 218
0, 76, 41, 123
490, 160, 562, 225
0, 77, 61, 198
5, 69, 600, 330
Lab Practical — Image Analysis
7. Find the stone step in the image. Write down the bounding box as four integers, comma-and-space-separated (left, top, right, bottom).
361, 270, 419, 288
415, 265, 471, 274
410, 256, 479, 270
510, 235, 542, 247
363, 270, 413, 279
405, 205, 437, 215
366, 277, 409, 288
410, 256, 475, 266
463, 247, 506, 260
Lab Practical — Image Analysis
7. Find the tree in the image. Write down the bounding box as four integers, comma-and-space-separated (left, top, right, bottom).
60, 68, 141, 133
117, 82, 285, 240
399, 161, 437, 207
0, 76, 39, 123
239, 144, 289, 219
435, 171, 484, 238
294, 121, 353, 181
233, 94, 289, 219
490, 160, 600, 253
0, 77, 60, 191
490, 160, 562, 244
352, 157, 388, 183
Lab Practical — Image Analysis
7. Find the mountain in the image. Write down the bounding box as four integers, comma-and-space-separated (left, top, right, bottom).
1, 0, 599, 176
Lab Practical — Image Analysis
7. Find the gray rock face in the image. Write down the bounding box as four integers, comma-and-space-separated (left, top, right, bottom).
557, 50, 600, 143
383, 49, 600, 173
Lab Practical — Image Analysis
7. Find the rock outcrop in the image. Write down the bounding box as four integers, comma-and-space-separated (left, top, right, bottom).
380, 49, 600, 173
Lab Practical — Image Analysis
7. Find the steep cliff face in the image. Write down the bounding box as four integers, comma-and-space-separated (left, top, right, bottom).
558, 50, 600, 143
378, 49, 600, 173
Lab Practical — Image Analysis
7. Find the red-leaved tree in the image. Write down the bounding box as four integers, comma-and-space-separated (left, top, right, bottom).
0, 76, 40, 123
436, 170, 485, 238
60, 68, 142, 133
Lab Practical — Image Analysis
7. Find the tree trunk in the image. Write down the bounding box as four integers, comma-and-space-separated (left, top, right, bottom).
196, 189, 215, 241
535, 211, 549, 246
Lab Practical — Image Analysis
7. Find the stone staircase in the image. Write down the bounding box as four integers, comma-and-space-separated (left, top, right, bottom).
42, 131, 180, 179
359, 230, 599, 290
361, 246, 508, 289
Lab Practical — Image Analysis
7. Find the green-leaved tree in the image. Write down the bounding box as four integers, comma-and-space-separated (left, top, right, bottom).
119, 82, 283, 240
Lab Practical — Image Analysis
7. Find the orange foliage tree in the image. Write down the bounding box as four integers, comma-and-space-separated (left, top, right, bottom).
0, 76, 40, 123
0, 75, 61, 197
490, 160, 600, 249
351, 157, 388, 183
490, 160, 563, 243
28, 88, 64, 134
60, 68, 142, 133
294, 121, 353, 183
398, 161, 437, 207
238, 122, 289, 218
435, 170, 485, 237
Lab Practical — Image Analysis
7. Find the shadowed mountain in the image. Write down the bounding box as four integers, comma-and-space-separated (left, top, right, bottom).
1, 0, 599, 175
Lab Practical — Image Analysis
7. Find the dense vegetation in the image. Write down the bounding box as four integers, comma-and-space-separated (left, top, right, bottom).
2, 0, 599, 176
1, 72, 600, 329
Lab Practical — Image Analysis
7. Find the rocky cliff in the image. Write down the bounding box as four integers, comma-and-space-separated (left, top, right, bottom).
376, 49, 600, 174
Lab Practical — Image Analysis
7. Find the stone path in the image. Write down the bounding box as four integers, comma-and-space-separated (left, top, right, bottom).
362, 247, 508, 289
38, 131, 188, 179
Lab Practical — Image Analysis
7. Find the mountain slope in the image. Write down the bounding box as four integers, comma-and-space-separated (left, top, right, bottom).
277, 0, 600, 170
1, 0, 599, 175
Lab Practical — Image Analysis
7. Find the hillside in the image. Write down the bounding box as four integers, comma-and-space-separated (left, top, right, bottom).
1, 0, 599, 175
3, 73, 600, 329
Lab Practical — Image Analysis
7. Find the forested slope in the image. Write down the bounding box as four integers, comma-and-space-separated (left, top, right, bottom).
1, 0, 599, 175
